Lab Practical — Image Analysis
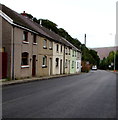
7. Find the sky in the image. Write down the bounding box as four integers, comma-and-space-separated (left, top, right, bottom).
0, 0, 117, 48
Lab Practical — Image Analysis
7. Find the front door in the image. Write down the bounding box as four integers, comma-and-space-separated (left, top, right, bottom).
68, 60, 70, 74
32, 55, 36, 76
49, 58, 52, 75
60, 59, 62, 74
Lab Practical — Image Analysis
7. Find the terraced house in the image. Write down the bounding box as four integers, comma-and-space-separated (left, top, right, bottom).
0, 4, 81, 79
38, 26, 65, 75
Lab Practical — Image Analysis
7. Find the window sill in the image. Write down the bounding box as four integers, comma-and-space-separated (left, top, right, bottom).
33, 43, 37, 45
43, 46, 47, 49
49, 47, 53, 50
22, 41, 29, 44
42, 65, 47, 68
21, 65, 30, 68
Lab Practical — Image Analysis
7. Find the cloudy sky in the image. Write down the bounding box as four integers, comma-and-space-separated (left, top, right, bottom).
0, 0, 117, 48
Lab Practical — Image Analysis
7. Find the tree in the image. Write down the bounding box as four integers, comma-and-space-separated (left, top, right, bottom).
89, 49, 100, 67
39, 19, 59, 34
99, 51, 118, 70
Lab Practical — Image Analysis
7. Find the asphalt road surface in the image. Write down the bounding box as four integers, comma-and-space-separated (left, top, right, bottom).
2, 70, 117, 118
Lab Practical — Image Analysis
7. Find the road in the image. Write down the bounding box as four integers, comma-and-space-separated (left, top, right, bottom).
2, 70, 117, 118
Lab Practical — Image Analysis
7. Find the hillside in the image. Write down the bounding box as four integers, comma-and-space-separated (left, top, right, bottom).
92, 46, 118, 60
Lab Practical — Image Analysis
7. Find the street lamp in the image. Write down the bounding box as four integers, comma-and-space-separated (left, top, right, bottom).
110, 33, 116, 72
114, 34, 117, 72
114, 51, 116, 72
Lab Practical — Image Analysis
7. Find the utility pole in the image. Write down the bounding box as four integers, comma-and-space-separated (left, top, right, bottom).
114, 51, 116, 72
114, 35, 116, 72
84, 34, 86, 46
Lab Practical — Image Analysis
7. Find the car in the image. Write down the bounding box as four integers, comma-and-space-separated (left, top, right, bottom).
92, 65, 97, 70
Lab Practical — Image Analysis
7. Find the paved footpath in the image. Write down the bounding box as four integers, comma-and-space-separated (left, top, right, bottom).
1, 73, 80, 86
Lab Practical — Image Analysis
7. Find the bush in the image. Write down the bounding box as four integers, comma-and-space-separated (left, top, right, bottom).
81, 61, 91, 73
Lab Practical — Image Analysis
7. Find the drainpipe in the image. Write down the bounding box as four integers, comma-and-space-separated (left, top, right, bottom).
12, 26, 15, 80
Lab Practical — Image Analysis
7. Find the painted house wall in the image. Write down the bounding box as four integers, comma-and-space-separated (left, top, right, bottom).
76, 51, 81, 73
37, 37, 53, 77
52, 42, 64, 75
70, 49, 76, 74
13, 27, 39, 79
64, 47, 71, 74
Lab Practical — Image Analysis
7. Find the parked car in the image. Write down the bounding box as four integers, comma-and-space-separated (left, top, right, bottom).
92, 65, 97, 70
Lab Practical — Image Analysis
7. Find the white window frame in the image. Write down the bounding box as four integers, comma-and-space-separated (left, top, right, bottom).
21, 52, 29, 67
49, 41, 53, 50
43, 39, 47, 49
42, 56, 47, 67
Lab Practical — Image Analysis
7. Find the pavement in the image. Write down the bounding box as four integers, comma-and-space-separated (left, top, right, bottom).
0, 73, 81, 86
1, 70, 117, 86
2, 70, 117, 118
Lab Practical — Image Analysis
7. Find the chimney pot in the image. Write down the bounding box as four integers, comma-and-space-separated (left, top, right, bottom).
21, 11, 26, 16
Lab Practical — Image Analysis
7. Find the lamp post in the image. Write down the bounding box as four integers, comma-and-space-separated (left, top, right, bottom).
110, 33, 116, 72
114, 49, 116, 72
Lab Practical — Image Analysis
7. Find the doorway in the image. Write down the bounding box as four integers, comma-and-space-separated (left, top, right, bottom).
60, 59, 62, 74
49, 58, 52, 75
32, 55, 36, 76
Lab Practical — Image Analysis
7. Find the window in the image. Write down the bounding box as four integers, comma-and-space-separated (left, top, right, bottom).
65, 59, 68, 68
72, 50, 74, 57
2, 47, 5, 52
42, 56, 47, 67
61, 45, 63, 52
43, 39, 47, 49
23, 31, 28, 42
72, 61, 74, 68
65, 48, 68, 55
56, 44, 59, 52
21, 52, 29, 66
77, 52, 79, 58
77, 62, 79, 69
75, 51, 76, 57
33, 34, 36, 43
56, 58, 59, 67
49, 41, 53, 50
69, 49, 70, 55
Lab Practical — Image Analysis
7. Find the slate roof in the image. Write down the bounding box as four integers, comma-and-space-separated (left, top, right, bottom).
1, 4, 80, 52
0, 4, 52, 39
38, 25, 75, 49
38, 25, 81, 51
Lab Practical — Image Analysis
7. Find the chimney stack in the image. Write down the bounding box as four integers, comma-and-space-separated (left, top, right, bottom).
21, 11, 26, 16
